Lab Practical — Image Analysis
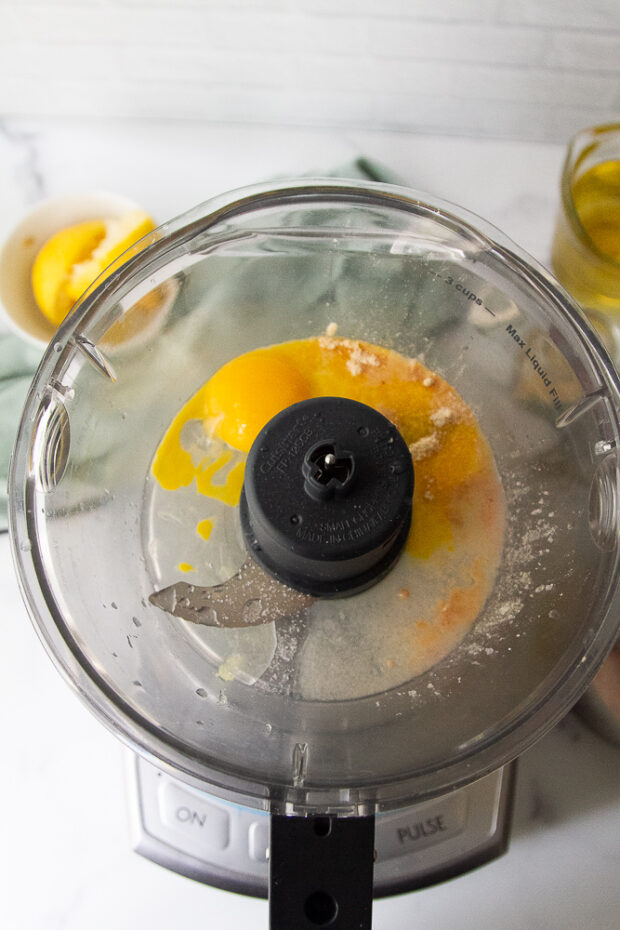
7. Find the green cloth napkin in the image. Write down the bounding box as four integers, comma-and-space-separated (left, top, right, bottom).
0, 333, 42, 531
314, 156, 405, 185
0, 157, 403, 532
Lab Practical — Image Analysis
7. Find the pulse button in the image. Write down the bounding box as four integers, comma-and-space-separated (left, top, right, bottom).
376, 792, 468, 862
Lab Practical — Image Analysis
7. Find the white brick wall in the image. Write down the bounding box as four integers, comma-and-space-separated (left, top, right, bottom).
0, 0, 618, 142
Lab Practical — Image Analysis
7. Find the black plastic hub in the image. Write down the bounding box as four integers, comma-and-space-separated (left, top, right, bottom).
240, 396, 414, 597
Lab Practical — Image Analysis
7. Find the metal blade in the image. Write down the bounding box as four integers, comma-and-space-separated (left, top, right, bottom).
149, 557, 315, 628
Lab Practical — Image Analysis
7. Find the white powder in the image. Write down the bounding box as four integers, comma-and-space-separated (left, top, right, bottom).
346, 358, 363, 376
318, 335, 381, 376
431, 406, 459, 427
347, 341, 380, 374
409, 433, 440, 460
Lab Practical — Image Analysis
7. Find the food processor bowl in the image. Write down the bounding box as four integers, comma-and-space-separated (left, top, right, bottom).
9, 180, 620, 822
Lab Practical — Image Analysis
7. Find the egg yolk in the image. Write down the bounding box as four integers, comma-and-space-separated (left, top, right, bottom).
204, 350, 312, 453
152, 335, 496, 560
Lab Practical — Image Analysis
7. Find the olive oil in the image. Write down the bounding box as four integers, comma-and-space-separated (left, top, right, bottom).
551, 159, 620, 316
572, 160, 620, 262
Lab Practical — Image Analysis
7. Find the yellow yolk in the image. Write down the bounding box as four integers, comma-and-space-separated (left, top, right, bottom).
196, 518, 214, 540
152, 336, 495, 559
203, 350, 312, 453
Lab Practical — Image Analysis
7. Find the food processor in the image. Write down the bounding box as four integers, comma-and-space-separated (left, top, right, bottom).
9, 180, 620, 929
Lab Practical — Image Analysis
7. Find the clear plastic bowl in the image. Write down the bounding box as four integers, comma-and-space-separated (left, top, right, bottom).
9, 180, 620, 814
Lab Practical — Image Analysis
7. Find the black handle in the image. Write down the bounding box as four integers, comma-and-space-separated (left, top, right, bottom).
269, 813, 375, 929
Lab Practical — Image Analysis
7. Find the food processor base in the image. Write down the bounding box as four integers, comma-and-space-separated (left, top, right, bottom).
126, 754, 516, 898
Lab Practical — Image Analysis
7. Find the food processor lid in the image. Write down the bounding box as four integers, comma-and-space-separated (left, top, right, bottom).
9, 179, 620, 815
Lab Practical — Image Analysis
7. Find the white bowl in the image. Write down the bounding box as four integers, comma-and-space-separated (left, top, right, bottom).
0, 192, 143, 348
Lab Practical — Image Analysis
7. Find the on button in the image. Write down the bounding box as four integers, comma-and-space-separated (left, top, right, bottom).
159, 780, 230, 857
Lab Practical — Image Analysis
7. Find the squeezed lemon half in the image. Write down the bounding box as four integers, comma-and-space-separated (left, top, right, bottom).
31, 209, 155, 326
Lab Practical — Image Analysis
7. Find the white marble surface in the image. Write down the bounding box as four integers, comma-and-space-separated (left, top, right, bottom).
0, 119, 618, 930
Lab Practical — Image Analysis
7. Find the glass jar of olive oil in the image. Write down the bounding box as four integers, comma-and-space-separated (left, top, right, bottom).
551, 124, 620, 324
